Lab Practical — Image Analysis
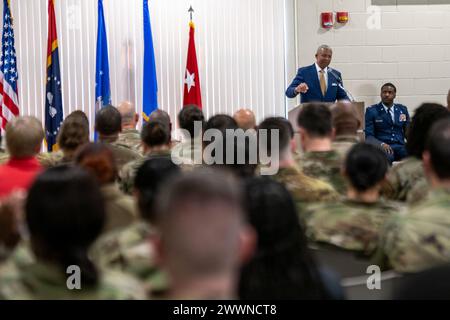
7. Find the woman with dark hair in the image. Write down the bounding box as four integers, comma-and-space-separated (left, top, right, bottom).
239, 177, 339, 299
383, 103, 450, 204
75, 143, 137, 233
0, 166, 145, 299
39, 110, 90, 167
306, 143, 403, 256
91, 157, 181, 298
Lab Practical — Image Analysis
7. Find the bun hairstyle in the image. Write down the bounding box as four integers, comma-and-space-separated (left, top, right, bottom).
345, 143, 388, 191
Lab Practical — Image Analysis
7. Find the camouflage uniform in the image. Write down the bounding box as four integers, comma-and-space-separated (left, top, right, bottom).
382, 156, 428, 203
378, 187, 450, 273
104, 140, 143, 172
90, 221, 168, 297
305, 199, 402, 256
299, 150, 347, 195
171, 137, 203, 167
272, 165, 339, 215
407, 177, 430, 205
101, 184, 138, 233
331, 135, 359, 161
118, 150, 172, 195
117, 129, 143, 155
0, 257, 147, 299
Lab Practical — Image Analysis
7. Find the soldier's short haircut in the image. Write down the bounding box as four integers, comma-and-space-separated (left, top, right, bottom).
141, 119, 171, 147
156, 168, 244, 277
205, 114, 237, 132
406, 103, 450, 159
5, 116, 44, 158
258, 117, 293, 156
426, 118, 450, 179
297, 103, 333, 138
381, 82, 397, 93
178, 105, 205, 138
95, 105, 122, 135
345, 143, 388, 192
117, 101, 135, 124
331, 102, 360, 136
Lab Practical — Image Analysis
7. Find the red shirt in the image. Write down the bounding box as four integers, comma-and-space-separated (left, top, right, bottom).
0, 157, 43, 199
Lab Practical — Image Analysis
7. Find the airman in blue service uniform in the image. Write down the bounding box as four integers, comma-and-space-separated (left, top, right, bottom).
365, 83, 410, 164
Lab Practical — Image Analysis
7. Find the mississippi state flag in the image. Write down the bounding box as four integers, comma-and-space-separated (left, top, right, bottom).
183, 21, 202, 108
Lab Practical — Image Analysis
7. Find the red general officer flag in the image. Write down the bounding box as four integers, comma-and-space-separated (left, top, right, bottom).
183, 21, 202, 108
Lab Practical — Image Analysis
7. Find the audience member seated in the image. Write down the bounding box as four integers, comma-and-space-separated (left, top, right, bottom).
39, 110, 90, 167
53, 112, 90, 165
0, 166, 146, 299
95, 105, 142, 170
0, 116, 44, 199
297, 103, 347, 194
148, 109, 179, 148
330, 102, 361, 160
233, 109, 256, 131
365, 83, 410, 164
172, 105, 204, 166
258, 117, 338, 214
383, 103, 450, 204
203, 114, 257, 179
116, 101, 142, 154
76, 143, 137, 233
377, 119, 450, 273
91, 157, 180, 298
306, 143, 402, 256
155, 168, 255, 299
239, 177, 343, 299
119, 119, 173, 194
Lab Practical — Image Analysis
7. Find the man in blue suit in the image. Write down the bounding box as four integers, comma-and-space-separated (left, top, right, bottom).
286, 45, 349, 103
365, 83, 410, 164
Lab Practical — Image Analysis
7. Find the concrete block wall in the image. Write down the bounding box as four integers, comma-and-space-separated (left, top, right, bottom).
294, 0, 450, 112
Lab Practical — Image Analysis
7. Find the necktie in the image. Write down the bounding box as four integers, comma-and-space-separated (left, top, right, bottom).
387, 107, 394, 122
319, 70, 327, 96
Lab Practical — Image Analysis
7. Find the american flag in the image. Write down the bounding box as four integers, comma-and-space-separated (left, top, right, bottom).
0, 0, 19, 130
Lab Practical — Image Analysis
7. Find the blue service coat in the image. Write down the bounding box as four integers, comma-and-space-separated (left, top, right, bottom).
365, 102, 410, 146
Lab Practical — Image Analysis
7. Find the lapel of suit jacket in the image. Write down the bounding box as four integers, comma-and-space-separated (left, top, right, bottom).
325, 68, 335, 100
309, 64, 323, 98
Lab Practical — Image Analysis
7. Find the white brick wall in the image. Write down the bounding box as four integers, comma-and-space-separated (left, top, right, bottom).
294, 0, 450, 112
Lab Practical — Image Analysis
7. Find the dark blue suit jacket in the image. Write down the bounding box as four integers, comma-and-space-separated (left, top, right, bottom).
285, 64, 349, 103
365, 102, 410, 146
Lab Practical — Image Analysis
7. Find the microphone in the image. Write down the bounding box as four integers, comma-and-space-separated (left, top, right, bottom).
328, 68, 342, 84
328, 67, 355, 102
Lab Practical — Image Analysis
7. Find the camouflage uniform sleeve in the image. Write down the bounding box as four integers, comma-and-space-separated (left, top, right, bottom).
375, 213, 410, 272
118, 160, 137, 195
406, 177, 429, 206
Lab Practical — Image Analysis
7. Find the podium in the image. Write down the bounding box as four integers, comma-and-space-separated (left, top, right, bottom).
288, 102, 365, 152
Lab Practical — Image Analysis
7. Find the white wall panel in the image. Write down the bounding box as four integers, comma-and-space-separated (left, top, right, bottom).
1, 0, 289, 138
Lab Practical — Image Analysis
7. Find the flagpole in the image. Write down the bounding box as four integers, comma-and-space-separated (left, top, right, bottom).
188, 6, 194, 21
